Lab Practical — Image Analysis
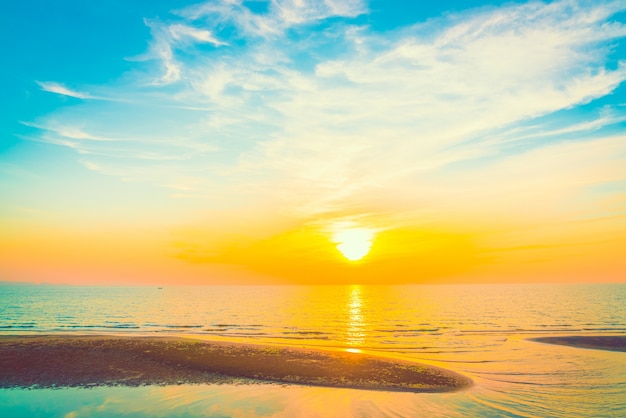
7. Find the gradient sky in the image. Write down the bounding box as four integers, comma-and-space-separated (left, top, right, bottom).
1, 0, 626, 285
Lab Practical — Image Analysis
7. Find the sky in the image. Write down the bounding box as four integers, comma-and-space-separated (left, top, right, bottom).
1, 0, 626, 285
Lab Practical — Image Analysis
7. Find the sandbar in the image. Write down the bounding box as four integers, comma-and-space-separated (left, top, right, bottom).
531, 336, 626, 352
0, 335, 471, 392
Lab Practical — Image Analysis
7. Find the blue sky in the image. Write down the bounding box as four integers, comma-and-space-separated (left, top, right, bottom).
3, 0, 626, 220
2, 1, 626, 284
2, 0, 587, 146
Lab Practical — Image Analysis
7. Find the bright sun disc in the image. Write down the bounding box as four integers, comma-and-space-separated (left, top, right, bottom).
333, 228, 374, 261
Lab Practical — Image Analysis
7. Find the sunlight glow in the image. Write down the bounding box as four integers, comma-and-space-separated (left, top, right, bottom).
333, 228, 375, 261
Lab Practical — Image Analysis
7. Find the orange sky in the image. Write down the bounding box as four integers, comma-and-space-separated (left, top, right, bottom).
2, 210, 625, 285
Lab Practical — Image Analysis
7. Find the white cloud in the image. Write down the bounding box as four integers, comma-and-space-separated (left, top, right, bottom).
142, 19, 228, 85
229, 0, 626, 221
30, 0, 626, 223
22, 121, 111, 141
36, 81, 93, 99
179, 0, 366, 38
168, 24, 228, 46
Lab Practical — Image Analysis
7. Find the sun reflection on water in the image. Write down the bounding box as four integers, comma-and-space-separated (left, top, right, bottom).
346, 285, 366, 348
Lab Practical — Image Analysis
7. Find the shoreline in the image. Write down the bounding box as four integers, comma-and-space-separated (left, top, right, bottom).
0, 335, 471, 392
530, 336, 626, 352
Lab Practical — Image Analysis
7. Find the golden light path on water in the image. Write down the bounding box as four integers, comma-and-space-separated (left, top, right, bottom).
346, 285, 365, 351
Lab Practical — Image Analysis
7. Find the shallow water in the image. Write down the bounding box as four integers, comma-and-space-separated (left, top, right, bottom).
1, 283, 625, 417
0, 384, 490, 418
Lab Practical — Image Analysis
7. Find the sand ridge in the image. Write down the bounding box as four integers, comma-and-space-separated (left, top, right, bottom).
0, 335, 471, 392
530, 336, 626, 352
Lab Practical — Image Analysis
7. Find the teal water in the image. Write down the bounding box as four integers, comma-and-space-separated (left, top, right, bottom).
1, 283, 625, 417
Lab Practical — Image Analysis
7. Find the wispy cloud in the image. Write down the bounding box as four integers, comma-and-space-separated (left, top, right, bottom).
168, 23, 228, 46
27, 0, 626, 228
22, 121, 112, 141
141, 18, 229, 85
36, 81, 94, 99
179, 0, 366, 37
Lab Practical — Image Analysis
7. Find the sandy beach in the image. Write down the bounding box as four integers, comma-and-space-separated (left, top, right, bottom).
0, 335, 471, 392
531, 336, 626, 352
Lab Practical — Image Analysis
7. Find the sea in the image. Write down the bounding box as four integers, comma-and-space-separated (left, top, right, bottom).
1, 283, 625, 417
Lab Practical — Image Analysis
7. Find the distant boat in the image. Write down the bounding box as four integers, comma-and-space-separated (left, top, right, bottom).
157, 287, 163, 290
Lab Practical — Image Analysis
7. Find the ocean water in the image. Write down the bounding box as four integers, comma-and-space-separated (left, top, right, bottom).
1, 283, 625, 417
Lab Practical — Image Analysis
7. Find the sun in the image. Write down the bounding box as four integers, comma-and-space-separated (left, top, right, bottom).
332, 228, 375, 261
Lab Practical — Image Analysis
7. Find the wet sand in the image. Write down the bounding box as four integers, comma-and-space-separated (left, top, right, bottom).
0, 335, 471, 392
531, 336, 626, 352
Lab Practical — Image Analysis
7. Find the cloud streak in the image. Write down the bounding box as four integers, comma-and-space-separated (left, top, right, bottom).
36, 81, 95, 99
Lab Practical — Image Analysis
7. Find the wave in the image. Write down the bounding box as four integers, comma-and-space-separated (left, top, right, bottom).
374, 328, 440, 333
0, 324, 35, 329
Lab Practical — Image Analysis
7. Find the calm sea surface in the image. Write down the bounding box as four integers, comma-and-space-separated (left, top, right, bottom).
1, 283, 625, 417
